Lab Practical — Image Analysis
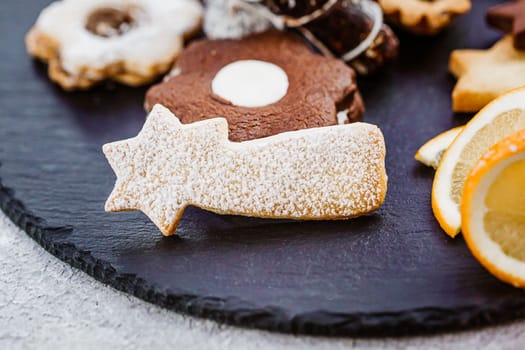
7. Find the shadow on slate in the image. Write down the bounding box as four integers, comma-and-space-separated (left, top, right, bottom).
2, 0, 525, 337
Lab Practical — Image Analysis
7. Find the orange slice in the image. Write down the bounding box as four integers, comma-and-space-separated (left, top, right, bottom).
462, 129, 525, 287
415, 126, 464, 169
432, 87, 525, 237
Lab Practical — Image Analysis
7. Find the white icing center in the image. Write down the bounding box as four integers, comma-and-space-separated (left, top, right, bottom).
211, 60, 289, 108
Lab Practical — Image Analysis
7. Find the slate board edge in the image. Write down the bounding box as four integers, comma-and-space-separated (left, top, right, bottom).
2, 176, 525, 337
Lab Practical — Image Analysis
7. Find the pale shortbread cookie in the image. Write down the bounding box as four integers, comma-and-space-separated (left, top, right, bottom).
377, 0, 471, 35
103, 105, 388, 236
26, 0, 202, 90
450, 36, 525, 113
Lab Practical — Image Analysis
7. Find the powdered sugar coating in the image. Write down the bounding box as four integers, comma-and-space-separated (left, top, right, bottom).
103, 105, 388, 236
29, 0, 202, 78
203, 0, 273, 39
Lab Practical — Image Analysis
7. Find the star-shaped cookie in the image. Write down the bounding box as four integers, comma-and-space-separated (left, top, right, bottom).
487, 0, 525, 50
449, 36, 525, 113
103, 105, 387, 236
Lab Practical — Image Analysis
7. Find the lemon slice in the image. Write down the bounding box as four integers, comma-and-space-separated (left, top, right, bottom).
432, 87, 525, 237
462, 129, 525, 287
415, 127, 464, 169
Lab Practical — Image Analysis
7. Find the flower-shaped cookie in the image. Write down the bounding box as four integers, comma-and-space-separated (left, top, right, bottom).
377, 0, 471, 35
145, 31, 364, 142
26, 0, 202, 90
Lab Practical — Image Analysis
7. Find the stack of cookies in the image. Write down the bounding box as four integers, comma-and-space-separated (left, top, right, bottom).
25, 0, 480, 235
25, 0, 401, 235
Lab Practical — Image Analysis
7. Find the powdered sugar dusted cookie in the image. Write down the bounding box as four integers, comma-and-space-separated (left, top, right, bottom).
146, 31, 364, 142
450, 36, 525, 112
103, 105, 388, 236
204, 0, 273, 39
377, 0, 471, 35
26, 0, 202, 90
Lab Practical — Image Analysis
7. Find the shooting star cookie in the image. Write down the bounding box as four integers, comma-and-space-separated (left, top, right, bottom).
450, 36, 525, 113
103, 105, 388, 236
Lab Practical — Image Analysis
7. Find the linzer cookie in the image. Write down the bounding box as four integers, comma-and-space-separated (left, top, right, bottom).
377, 0, 471, 35
145, 31, 364, 142
103, 105, 388, 236
449, 36, 525, 113
487, 0, 525, 50
25, 0, 202, 90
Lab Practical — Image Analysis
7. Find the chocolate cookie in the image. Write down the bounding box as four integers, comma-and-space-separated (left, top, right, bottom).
486, 0, 525, 50
145, 31, 364, 142
262, 0, 336, 23
214, 0, 398, 75
301, 0, 399, 75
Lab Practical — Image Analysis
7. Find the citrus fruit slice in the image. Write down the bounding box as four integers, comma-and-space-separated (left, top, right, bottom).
462, 129, 525, 287
432, 87, 525, 237
415, 126, 464, 169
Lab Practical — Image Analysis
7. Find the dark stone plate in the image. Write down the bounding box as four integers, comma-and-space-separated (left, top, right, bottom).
1, 0, 523, 337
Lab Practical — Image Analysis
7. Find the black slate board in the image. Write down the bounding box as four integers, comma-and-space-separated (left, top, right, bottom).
1, 0, 524, 337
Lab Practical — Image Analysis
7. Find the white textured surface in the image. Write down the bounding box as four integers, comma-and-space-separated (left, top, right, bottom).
103, 105, 387, 235
2, 212, 525, 349
211, 60, 289, 107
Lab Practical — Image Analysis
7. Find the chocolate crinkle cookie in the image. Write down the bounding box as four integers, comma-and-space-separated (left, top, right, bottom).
203, 0, 399, 75
145, 31, 365, 142
301, 0, 399, 75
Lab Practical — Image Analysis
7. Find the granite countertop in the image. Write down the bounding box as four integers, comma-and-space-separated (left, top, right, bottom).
1, 212, 524, 349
